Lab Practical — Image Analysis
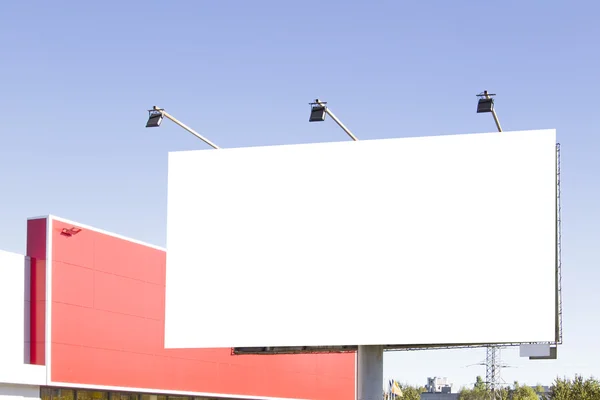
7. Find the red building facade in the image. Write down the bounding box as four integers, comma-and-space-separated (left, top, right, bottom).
0, 215, 355, 400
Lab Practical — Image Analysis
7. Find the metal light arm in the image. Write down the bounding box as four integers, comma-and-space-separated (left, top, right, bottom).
315, 100, 359, 141
153, 106, 220, 149
483, 93, 503, 133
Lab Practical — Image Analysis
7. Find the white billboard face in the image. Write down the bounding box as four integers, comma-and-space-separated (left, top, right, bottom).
164, 129, 557, 349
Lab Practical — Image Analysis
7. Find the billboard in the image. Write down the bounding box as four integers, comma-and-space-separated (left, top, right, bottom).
164, 129, 557, 349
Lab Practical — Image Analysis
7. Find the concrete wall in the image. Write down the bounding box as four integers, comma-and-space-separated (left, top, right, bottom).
0, 250, 30, 365
0, 385, 40, 400
0, 250, 46, 386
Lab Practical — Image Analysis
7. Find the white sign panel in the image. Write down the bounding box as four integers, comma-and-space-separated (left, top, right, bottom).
520, 343, 552, 357
164, 129, 557, 349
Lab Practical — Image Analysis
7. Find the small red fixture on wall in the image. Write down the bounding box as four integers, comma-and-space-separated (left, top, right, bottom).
61, 227, 82, 237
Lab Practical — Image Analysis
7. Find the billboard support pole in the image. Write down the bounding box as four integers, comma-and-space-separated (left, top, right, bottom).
357, 345, 384, 400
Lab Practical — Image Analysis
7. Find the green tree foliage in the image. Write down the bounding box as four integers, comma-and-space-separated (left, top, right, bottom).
387, 384, 425, 400
459, 375, 600, 400
535, 384, 546, 394
458, 376, 488, 399
510, 383, 538, 400
457, 388, 483, 400
458, 387, 511, 400
474, 376, 487, 391
548, 375, 600, 400
458, 378, 487, 400
398, 384, 423, 400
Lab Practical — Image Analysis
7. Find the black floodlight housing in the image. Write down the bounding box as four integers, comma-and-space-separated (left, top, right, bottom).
476, 91, 496, 113
477, 97, 495, 113
309, 101, 327, 122
146, 110, 164, 128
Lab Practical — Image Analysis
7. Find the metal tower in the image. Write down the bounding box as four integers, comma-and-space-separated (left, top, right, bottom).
485, 346, 503, 399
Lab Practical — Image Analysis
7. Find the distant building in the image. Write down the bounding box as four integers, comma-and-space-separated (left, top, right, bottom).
420, 377, 457, 400
425, 377, 453, 393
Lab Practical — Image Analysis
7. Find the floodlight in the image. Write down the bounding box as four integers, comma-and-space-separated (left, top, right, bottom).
144, 106, 220, 149
476, 91, 502, 132
308, 99, 358, 141
477, 98, 494, 113
146, 110, 164, 128
309, 105, 327, 122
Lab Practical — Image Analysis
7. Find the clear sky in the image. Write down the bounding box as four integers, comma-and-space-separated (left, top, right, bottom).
1, 0, 599, 391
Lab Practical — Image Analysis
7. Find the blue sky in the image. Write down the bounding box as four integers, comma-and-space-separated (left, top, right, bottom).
1, 0, 599, 390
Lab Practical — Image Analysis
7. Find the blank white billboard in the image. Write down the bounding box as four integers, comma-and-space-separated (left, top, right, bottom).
164, 129, 557, 349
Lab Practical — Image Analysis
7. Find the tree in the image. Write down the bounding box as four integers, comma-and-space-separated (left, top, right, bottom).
510, 384, 538, 400
395, 383, 425, 400
474, 376, 486, 391
458, 377, 488, 400
457, 389, 476, 400
547, 375, 600, 399
456, 375, 600, 400
549, 377, 571, 400
459, 376, 514, 400
458, 377, 544, 400
535, 383, 546, 396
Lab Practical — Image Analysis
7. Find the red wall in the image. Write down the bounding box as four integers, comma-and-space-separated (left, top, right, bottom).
27, 218, 47, 365
32, 217, 354, 400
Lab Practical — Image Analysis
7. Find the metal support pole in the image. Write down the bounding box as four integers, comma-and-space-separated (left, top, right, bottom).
153, 106, 221, 149
357, 345, 384, 400
315, 100, 359, 141
482, 93, 503, 133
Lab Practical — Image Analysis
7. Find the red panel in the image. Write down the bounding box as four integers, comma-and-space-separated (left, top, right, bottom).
47, 218, 355, 400
27, 218, 47, 365
52, 262, 95, 308
52, 302, 163, 355
93, 271, 164, 320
